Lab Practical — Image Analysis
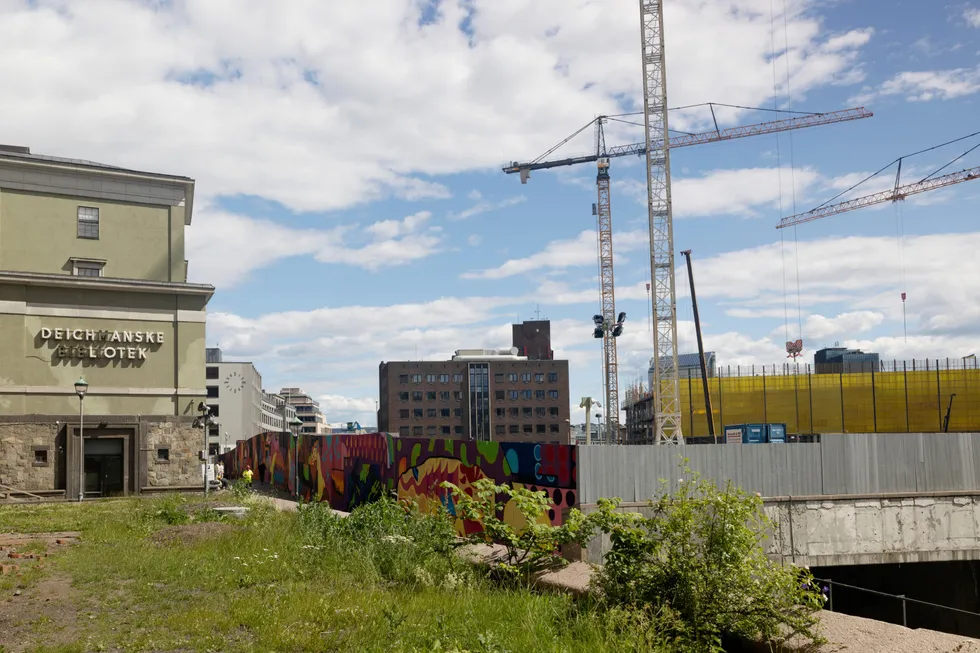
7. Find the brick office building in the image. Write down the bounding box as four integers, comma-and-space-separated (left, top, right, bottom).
377, 321, 570, 444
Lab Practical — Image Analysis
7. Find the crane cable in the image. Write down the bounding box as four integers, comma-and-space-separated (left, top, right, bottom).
770, 0, 790, 350
783, 0, 805, 350
895, 200, 908, 342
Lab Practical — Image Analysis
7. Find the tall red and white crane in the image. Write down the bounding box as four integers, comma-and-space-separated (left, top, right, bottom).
505, 106, 873, 444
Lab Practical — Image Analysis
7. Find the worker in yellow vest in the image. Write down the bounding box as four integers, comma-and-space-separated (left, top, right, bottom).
242, 466, 253, 487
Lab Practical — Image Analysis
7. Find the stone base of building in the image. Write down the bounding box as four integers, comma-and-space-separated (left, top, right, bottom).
0, 414, 205, 500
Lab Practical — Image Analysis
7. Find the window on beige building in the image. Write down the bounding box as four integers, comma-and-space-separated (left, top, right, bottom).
72, 259, 104, 277
77, 206, 99, 239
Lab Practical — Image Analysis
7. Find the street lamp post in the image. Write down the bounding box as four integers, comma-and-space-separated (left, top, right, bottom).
289, 417, 303, 501
196, 402, 211, 498
74, 377, 88, 502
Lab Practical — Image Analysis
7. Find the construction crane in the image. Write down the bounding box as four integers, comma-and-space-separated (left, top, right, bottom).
504, 106, 872, 443
777, 164, 980, 228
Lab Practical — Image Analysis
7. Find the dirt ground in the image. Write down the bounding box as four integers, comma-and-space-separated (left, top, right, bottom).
148, 521, 236, 546
0, 532, 84, 653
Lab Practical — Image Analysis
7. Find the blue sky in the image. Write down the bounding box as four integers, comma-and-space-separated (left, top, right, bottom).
2, 0, 979, 427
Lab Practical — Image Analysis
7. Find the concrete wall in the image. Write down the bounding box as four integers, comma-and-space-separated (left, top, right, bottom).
578, 492, 980, 567
0, 278, 209, 416
765, 493, 980, 567
577, 433, 980, 504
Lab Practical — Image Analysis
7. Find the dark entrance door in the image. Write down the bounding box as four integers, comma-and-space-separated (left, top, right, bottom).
84, 437, 125, 497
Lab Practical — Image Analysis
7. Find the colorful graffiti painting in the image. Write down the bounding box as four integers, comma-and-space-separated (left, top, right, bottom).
392, 438, 576, 531
221, 434, 578, 533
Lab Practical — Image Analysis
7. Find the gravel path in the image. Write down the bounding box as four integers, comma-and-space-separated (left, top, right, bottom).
779, 610, 980, 652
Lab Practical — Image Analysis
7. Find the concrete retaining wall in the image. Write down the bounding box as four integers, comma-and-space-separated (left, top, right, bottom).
579, 492, 980, 567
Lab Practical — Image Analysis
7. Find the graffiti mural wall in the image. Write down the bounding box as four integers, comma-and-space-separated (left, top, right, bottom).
393, 438, 577, 531
296, 432, 393, 511
220, 434, 578, 530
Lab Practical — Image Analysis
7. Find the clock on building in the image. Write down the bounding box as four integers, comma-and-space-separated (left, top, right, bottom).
223, 371, 246, 394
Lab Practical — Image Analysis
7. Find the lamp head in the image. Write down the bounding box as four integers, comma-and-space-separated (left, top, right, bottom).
73, 377, 88, 398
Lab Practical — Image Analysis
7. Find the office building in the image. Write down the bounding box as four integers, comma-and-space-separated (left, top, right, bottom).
280, 388, 327, 435
202, 349, 299, 450
815, 346, 880, 374
0, 144, 214, 498
377, 321, 571, 443
261, 392, 297, 435
204, 356, 262, 451
650, 352, 716, 386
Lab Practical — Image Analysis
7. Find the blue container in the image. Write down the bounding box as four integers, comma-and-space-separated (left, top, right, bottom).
723, 424, 766, 444
766, 423, 787, 443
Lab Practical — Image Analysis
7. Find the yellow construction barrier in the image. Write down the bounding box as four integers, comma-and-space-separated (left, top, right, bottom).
674, 365, 980, 436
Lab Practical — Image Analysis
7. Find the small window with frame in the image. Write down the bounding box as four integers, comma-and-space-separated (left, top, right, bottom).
156, 448, 170, 463
72, 259, 105, 277
77, 206, 100, 239
32, 446, 50, 467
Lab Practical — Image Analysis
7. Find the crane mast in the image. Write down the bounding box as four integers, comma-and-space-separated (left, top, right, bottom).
595, 127, 618, 444
639, 0, 683, 444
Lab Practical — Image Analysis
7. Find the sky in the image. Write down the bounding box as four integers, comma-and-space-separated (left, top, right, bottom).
2, 0, 979, 428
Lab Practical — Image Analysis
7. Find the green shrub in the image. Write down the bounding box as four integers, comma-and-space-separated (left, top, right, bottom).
296, 495, 465, 589
441, 478, 597, 582
590, 464, 825, 652
231, 478, 251, 501
154, 494, 190, 525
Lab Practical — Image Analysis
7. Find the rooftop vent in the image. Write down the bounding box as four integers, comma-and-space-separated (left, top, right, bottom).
0, 145, 30, 154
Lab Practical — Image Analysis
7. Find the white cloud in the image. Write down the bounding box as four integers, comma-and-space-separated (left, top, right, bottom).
965, 7, 980, 28
187, 208, 442, 287
0, 0, 872, 214
448, 195, 526, 221
798, 310, 885, 340
208, 230, 980, 426
850, 66, 980, 104
366, 210, 432, 239
467, 234, 483, 246
461, 228, 648, 280
672, 167, 821, 218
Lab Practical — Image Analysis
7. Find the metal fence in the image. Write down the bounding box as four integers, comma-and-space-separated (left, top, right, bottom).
576, 432, 980, 504
712, 358, 980, 377
674, 366, 980, 438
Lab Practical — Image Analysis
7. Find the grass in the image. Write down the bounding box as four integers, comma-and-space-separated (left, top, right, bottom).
0, 494, 658, 653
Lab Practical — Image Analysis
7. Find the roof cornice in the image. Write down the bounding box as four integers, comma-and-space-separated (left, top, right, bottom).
0, 270, 215, 297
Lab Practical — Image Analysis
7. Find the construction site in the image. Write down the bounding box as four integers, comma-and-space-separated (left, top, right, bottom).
502, 1, 980, 446
623, 356, 980, 444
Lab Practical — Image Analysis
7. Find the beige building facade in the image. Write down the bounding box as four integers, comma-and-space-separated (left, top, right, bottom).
0, 145, 214, 499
